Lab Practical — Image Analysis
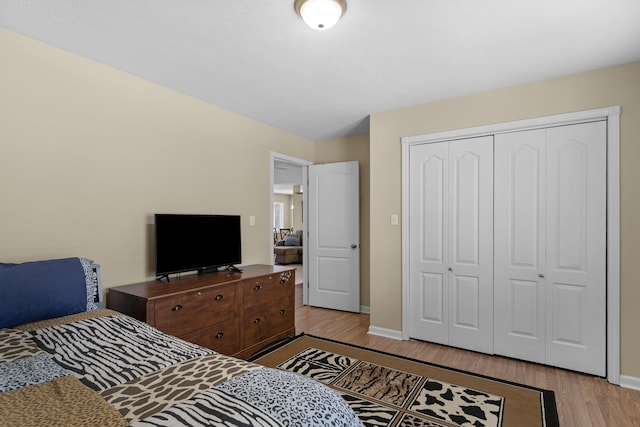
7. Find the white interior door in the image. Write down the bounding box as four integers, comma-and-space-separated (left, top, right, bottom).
409, 141, 449, 345
494, 122, 607, 376
409, 136, 493, 353
545, 122, 606, 376
494, 129, 547, 363
308, 161, 360, 312
448, 137, 494, 354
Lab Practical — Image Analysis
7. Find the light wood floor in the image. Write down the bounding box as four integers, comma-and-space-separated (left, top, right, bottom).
294, 285, 640, 427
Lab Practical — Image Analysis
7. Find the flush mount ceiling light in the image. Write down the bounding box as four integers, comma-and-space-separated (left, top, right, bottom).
294, 0, 346, 31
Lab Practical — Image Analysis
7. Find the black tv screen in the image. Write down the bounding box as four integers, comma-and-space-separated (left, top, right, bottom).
155, 214, 241, 277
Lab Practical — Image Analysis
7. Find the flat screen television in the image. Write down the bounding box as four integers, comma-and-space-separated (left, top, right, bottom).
155, 214, 242, 279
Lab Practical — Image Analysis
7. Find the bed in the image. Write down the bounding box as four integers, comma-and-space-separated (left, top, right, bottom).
0, 258, 362, 426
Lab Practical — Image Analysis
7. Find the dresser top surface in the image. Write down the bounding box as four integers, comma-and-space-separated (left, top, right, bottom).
108, 264, 295, 299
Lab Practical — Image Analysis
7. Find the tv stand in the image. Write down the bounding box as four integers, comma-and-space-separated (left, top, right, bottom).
108, 264, 295, 359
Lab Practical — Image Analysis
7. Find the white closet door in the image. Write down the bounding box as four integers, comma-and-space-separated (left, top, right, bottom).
494, 122, 606, 376
448, 137, 494, 353
409, 141, 449, 345
545, 122, 606, 376
409, 136, 493, 353
494, 129, 547, 363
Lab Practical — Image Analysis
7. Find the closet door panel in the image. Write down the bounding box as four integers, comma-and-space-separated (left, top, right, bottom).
420, 273, 445, 323
451, 150, 481, 265
494, 130, 546, 363
409, 142, 449, 345
421, 155, 446, 262
507, 279, 541, 336
545, 122, 606, 376
554, 143, 587, 268
448, 137, 494, 354
453, 275, 480, 328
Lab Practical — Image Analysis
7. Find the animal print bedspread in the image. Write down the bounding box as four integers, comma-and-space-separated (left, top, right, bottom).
0, 310, 361, 426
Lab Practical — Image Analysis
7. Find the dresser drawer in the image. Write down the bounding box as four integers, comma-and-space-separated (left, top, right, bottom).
107, 265, 296, 361
242, 271, 293, 310
154, 284, 235, 337
182, 318, 239, 355
243, 300, 294, 347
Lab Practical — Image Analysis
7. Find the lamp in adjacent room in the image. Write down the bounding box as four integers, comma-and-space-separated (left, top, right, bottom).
294, 0, 346, 30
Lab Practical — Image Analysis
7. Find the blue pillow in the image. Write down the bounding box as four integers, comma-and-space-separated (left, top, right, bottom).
0, 258, 88, 329
283, 235, 300, 246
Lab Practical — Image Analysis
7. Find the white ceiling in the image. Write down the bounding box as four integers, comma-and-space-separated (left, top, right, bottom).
2, 0, 639, 141
274, 161, 303, 194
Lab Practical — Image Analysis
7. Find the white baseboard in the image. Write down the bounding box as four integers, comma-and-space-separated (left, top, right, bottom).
368, 326, 402, 340
360, 305, 370, 314
620, 375, 640, 391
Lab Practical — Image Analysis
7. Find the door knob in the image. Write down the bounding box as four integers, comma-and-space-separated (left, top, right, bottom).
539, 273, 545, 278
448, 267, 452, 272
351, 244, 358, 249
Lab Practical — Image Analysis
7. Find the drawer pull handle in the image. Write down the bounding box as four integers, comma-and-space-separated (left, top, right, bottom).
254, 318, 261, 324
171, 304, 183, 312
215, 294, 223, 301
197, 291, 202, 296
254, 285, 263, 291
279, 309, 285, 315
215, 332, 224, 339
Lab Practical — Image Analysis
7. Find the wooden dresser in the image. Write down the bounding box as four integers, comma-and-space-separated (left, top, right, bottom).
107, 264, 295, 359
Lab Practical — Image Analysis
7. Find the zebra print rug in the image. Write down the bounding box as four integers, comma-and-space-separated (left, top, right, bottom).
251, 334, 559, 427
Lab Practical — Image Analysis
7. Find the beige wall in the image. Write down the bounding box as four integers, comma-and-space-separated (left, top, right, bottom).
292, 192, 303, 231
272, 193, 303, 233
369, 61, 640, 377
0, 29, 315, 289
316, 134, 371, 308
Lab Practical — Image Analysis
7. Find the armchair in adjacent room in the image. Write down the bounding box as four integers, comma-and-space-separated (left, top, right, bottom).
274, 229, 303, 264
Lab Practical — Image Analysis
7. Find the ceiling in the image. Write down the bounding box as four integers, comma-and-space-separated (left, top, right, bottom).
2, 0, 639, 142
274, 161, 303, 194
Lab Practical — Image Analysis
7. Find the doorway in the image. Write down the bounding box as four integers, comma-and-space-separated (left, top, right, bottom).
270, 152, 311, 303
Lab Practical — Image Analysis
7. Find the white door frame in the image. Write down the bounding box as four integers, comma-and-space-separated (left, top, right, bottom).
270, 152, 313, 304
401, 106, 621, 385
